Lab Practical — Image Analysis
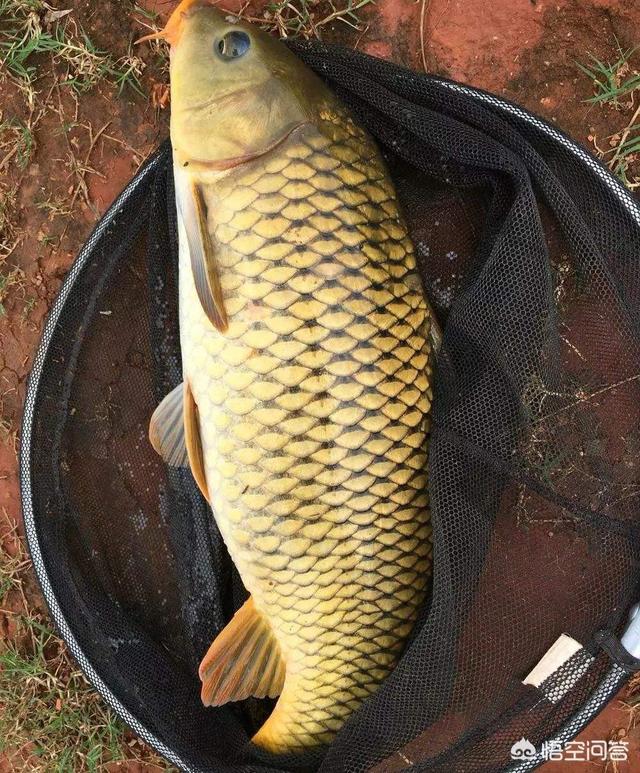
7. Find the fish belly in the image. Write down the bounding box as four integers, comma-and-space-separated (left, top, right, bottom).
179, 109, 433, 755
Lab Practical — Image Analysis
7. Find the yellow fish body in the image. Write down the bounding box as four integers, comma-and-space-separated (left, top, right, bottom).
147, 0, 433, 757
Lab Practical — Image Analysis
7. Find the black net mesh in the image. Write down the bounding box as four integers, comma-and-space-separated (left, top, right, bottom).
21, 43, 640, 773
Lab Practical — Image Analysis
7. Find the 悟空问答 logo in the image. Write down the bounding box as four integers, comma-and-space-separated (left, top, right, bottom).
510, 738, 537, 760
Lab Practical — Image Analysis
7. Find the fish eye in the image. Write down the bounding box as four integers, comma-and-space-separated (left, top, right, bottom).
216, 31, 251, 60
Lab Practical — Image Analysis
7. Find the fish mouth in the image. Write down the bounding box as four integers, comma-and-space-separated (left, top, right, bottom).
136, 0, 216, 46
183, 121, 311, 172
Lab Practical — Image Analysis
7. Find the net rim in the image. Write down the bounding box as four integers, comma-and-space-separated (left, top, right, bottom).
19, 72, 640, 773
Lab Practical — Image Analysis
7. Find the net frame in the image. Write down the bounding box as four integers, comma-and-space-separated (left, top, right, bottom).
19, 70, 640, 772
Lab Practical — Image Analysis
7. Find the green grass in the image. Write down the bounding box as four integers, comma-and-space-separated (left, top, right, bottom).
0, 0, 145, 96
0, 614, 150, 770
0, 618, 125, 767
132, 3, 160, 22
609, 128, 640, 187
577, 46, 640, 107
0, 117, 34, 169
0, 520, 173, 770
578, 43, 640, 189
35, 193, 72, 218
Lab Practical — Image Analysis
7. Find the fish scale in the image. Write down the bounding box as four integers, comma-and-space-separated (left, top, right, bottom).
179, 106, 432, 754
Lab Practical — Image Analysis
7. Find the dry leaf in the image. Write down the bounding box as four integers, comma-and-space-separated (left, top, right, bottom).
44, 8, 73, 26
150, 82, 170, 110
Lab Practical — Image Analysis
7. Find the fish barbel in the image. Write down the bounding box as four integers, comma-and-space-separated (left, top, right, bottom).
146, 0, 433, 757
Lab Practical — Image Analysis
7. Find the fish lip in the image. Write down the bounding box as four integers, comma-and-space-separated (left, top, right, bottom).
181, 121, 312, 171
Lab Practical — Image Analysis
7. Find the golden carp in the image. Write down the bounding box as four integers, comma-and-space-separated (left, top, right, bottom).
146, 0, 433, 757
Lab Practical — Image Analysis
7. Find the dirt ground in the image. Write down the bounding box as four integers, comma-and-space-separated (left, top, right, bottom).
1, 0, 640, 770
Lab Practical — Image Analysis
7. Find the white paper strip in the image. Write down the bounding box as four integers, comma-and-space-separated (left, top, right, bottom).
524, 634, 593, 703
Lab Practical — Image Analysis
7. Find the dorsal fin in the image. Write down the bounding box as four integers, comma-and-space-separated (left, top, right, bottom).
199, 597, 286, 706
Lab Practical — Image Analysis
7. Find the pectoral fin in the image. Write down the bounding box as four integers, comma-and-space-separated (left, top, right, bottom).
149, 383, 188, 467
150, 382, 210, 500
174, 168, 228, 332
199, 597, 286, 706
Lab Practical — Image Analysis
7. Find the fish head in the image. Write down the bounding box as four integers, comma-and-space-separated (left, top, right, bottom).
150, 1, 333, 170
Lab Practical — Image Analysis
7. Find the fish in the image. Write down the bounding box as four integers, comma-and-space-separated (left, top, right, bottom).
144, 0, 434, 758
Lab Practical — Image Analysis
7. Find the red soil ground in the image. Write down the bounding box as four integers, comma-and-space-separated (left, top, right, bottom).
1, 0, 640, 770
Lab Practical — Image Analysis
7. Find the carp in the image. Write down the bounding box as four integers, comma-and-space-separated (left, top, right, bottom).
145, 0, 433, 756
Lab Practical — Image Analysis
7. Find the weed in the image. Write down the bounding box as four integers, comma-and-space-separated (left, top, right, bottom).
578, 44, 640, 189
0, 117, 34, 169
0, 615, 163, 769
132, 3, 169, 73
609, 127, 640, 187
0, 265, 25, 316
0, 1, 149, 268
21, 294, 36, 322
577, 46, 640, 107
108, 49, 147, 96
0, 514, 30, 606
219, 0, 374, 39
0, 1, 146, 96
0, 515, 173, 770
132, 3, 160, 22
0, 182, 20, 261
36, 193, 72, 218
268, 0, 373, 38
